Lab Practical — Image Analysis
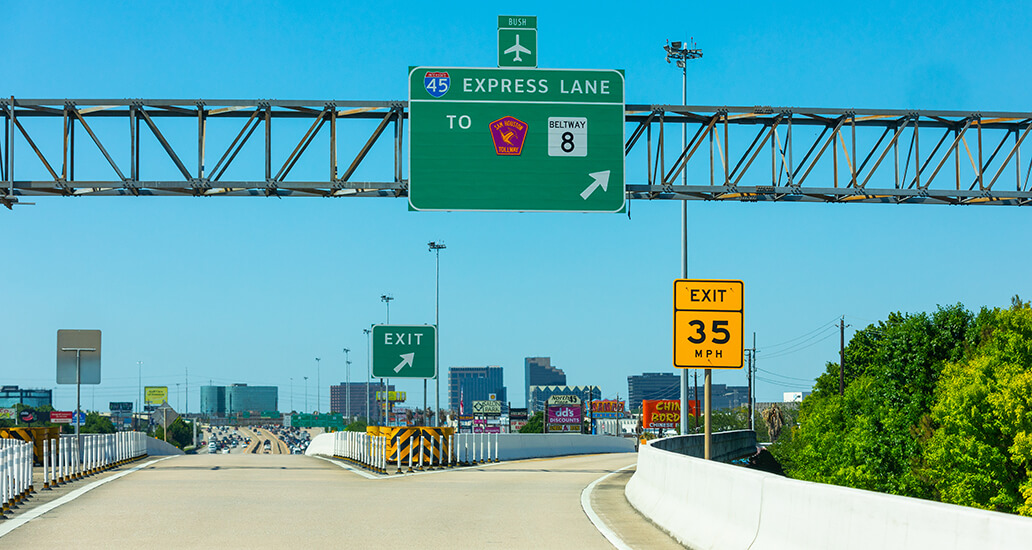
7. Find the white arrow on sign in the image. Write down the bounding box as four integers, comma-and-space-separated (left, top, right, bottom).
394, 353, 415, 373
580, 170, 610, 200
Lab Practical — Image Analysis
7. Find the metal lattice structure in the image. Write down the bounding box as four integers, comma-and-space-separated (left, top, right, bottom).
3, 98, 1031, 208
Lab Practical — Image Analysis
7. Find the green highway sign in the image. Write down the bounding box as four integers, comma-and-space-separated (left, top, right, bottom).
498, 16, 537, 68
372, 324, 437, 379
408, 66, 625, 212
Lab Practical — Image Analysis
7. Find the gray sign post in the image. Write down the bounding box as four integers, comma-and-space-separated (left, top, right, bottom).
57, 329, 102, 462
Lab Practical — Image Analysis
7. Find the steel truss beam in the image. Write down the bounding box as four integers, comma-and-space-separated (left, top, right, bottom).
3, 99, 1031, 208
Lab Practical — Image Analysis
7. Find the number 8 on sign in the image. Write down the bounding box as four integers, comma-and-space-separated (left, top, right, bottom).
548, 117, 587, 157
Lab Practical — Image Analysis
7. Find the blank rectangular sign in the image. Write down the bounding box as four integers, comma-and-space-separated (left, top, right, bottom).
56, 329, 101, 384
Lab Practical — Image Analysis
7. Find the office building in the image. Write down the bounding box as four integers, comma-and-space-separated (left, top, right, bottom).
448, 366, 507, 413
200, 384, 277, 416
528, 385, 601, 413
331, 382, 394, 422
524, 357, 565, 409
627, 372, 750, 411
627, 373, 681, 411
0, 386, 52, 408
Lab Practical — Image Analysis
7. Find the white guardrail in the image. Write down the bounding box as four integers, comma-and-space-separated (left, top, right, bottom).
1, 438, 32, 513
626, 441, 1032, 550
333, 431, 389, 473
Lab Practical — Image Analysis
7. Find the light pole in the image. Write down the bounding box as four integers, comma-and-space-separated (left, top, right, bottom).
315, 357, 321, 413
304, 376, 309, 413
343, 347, 352, 421
428, 241, 446, 426
380, 294, 393, 323
290, 377, 294, 412
663, 38, 703, 442
137, 361, 143, 431
380, 294, 393, 425
363, 328, 372, 423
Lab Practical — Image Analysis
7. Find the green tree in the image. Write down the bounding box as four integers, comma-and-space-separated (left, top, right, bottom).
923, 305, 1032, 515
774, 304, 978, 498
153, 418, 196, 449
346, 419, 368, 432
80, 412, 115, 434
519, 411, 544, 433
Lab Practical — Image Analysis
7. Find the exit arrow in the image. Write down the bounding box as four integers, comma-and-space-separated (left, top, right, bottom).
580, 170, 610, 200
394, 353, 415, 373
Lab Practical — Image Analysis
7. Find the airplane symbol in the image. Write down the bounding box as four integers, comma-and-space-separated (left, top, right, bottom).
504, 34, 531, 62
501, 131, 514, 144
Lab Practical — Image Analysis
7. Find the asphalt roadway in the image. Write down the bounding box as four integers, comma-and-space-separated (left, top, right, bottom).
1, 452, 683, 549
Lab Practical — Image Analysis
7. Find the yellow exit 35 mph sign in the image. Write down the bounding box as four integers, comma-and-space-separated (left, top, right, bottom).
674, 279, 744, 369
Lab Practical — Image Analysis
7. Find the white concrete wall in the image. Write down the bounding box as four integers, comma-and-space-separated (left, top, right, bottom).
492, 433, 634, 460
146, 436, 185, 456
626, 442, 1032, 550
307, 432, 635, 459
305, 432, 335, 457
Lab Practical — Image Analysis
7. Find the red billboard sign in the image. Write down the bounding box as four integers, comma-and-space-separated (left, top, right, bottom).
641, 399, 699, 429
50, 411, 74, 424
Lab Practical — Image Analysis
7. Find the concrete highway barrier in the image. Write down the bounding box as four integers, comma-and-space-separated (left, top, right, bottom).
626, 439, 1032, 550
309, 431, 634, 466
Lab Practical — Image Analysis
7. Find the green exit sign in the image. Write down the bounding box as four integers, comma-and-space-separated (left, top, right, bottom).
408, 66, 625, 212
372, 325, 437, 379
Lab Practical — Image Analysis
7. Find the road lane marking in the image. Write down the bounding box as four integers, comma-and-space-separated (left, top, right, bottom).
0, 456, 175, 539
580, 464, 636, 550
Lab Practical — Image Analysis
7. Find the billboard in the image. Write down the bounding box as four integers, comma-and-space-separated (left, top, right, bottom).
375, 391, 407, 402
0, 408, 14, 420
509, 407, 528, 421
50, 411, 73, 424
144, 386, 168, 405
590, 400, 625, 419
547, 402, 582, 433
641, 399, 699, 429
110, 401, 133, 412
472, 400, 502, 416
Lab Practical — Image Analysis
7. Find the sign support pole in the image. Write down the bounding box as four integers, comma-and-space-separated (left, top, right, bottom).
61, 346, 95, 462
704, 369, 712, 460
75, 350, 81, 459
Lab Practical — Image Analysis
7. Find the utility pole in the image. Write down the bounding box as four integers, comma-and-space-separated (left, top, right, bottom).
838, 316, 849, 395
315, 357, 321, 413
747, 333, 756, 430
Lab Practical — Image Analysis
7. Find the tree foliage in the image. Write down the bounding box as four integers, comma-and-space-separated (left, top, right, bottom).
923, 305, 1032, 514
773, 300, 1032, 516
774, 304, 978, 498
519, 411, 544, 433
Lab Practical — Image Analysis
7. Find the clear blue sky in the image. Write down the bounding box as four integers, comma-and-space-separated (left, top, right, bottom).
3, 1, 1030, 414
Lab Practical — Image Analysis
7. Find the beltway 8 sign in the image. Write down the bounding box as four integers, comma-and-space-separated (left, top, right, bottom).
673, 280, 744, 369
408, 67, 625, 212
372, 325, 437, 379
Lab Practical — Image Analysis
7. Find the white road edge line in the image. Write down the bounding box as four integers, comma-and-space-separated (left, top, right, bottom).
313, 455, 380, 480
0, 456, 175, 539
581, 464, 636, 550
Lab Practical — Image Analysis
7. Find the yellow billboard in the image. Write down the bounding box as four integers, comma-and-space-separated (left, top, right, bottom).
144, 386, 168, 405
